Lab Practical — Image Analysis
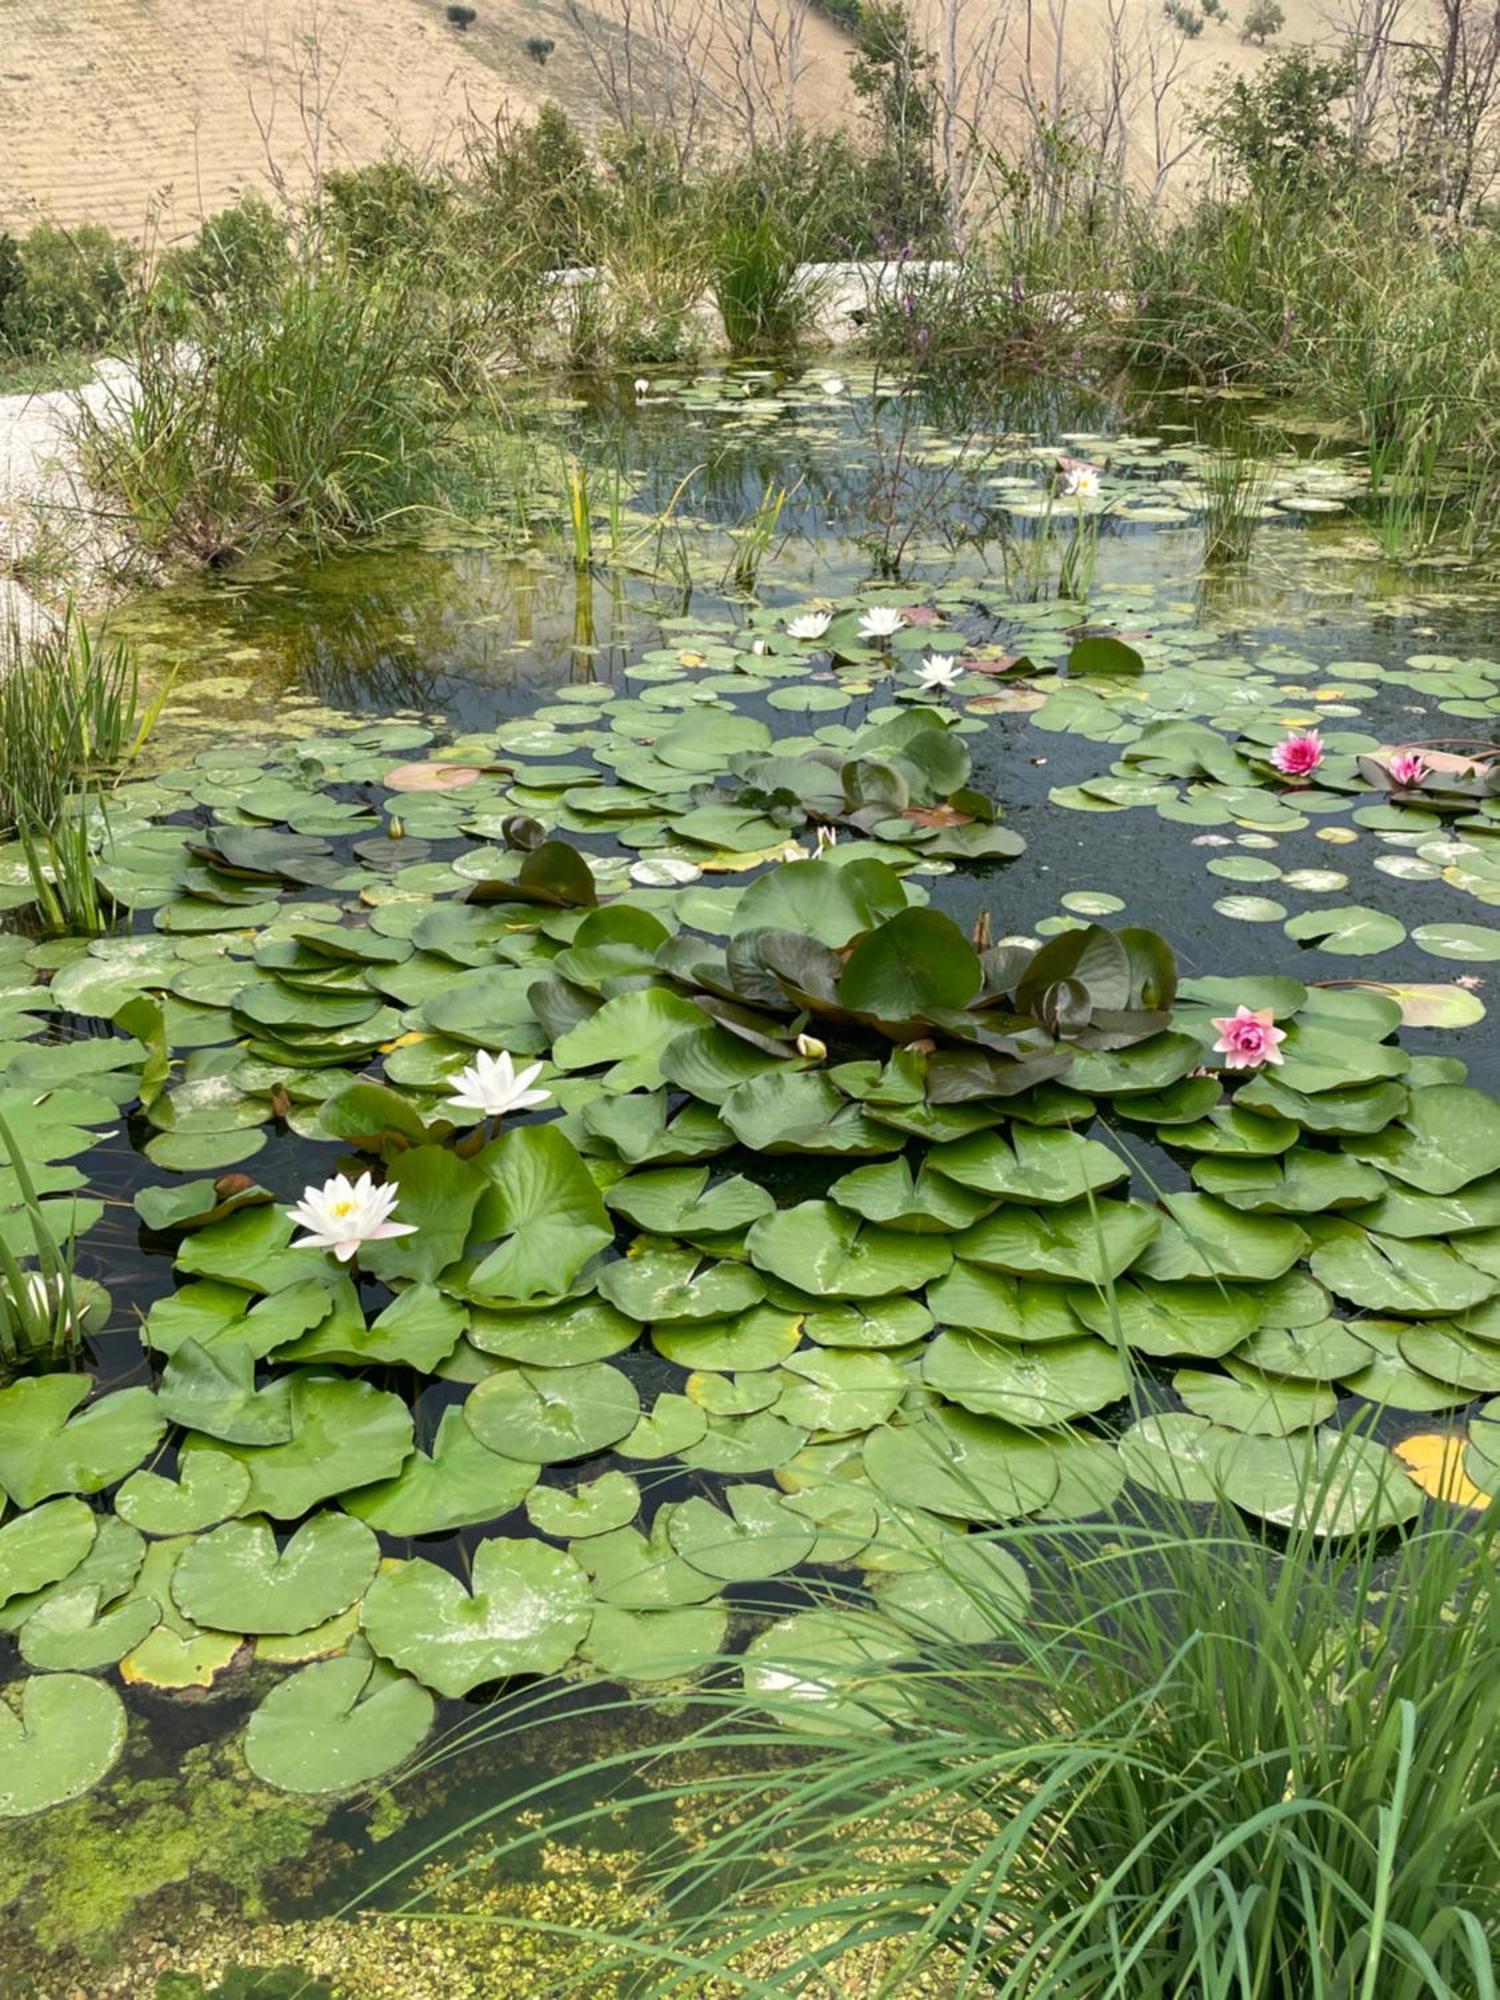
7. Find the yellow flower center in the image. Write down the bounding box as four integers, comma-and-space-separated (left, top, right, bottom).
331, 1200, 356, 1218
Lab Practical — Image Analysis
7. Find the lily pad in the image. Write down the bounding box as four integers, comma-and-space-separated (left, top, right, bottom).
0, 1674, 128, 1816
362, 1539, 592, 1694
244, 1651, 435, 1793
171, 1513, 380, 1635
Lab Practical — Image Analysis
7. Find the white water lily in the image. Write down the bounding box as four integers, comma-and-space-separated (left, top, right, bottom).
633, 377, 650, 397
750, 638, 770, 656
1062, 466, 1101, 499
916, 655, 963, 692
816, 825, 838, 851
858, 606, 906, 641
821, 376, 845, 396
287, 1173, 416, 1263
795, 1032, 827, 1059
786, 611, 832, 641
448, 1049, 551, 1121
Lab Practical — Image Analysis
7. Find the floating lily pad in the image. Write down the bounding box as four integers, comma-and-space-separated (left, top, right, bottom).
361, 1537, 592, 1695
244, 1651, 435, 1793
0, 1674, 128, 1816
171, 1513, 380, 1635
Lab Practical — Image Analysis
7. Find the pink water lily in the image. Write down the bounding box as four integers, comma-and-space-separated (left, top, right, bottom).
1269, 731, 1324, 779
1210, 1005, 1287, 1071
1388, 750, 1427, 787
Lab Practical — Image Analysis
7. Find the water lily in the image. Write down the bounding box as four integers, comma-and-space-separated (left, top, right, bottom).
1269, 730, 1324, 779
1210, 1005, 1287, 1071
821, 376, 845, 396
795, 1032, 828, 1059
816, 825, 838, 852
786, 611, 832, 641
750, 638, 770, 656
448, 1049, 551, 1122
633, 377, 649, 397
858, 606, 906, 642
916, 655, 963, 692
1388, 750, 1427, 787
287, 1173, 416, 1262
1062, 466, 1101, 499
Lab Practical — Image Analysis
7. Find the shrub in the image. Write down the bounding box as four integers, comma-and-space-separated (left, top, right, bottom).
1243, 0, 1285, 42
321, 160, 450, 269
522, 34, 554, 62
1165, 0, 1205, 33
154, 195, 289, 310
0, 223, 136, 354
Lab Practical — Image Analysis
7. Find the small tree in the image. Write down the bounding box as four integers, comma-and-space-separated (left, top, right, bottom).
1165, 1, 1205, 35
1242, 0, 1284, 44
523, 35, 554, 62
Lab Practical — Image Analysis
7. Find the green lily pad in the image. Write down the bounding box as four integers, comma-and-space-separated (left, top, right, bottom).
747, 1200, 952, 1298
0, 1377, 166, 1508
0, 1498, 96, 1609
0, 1674, 128, 1816
199, 1374, 413, 1519
667, 1484, 818, 1581
244, 1651, 435, 1794
361, 1539, 592, 1694
524, 1470, 641, 1539
1215, 1430, 1422, 1534
171, 1513, 380, 1635
463, 1362, 639, 1463
115, 1451, 254, 1536
863, 1408, 1060, 1522
343, 1406, 537, 1536
580, 1603, 729, 1683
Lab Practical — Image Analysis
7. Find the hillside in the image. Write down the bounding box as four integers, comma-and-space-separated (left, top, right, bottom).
0, 0, 1343, 241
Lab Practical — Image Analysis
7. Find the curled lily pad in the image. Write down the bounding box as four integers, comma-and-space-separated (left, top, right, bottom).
0, 1674, 128, 1816
244, 1651, 435, 1793
361, 1538, 593, 1695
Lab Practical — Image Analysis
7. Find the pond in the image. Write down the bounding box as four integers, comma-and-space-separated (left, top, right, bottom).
4, 361, 1500, 1996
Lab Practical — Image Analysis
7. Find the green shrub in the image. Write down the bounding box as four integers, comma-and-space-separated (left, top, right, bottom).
321, 160, 451, 269
155, 195, 289, 309
0, 222, 136, 354
1243, 0, 1285, 41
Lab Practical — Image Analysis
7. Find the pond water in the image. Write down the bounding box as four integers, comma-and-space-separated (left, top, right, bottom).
5, 361, 1500, 1996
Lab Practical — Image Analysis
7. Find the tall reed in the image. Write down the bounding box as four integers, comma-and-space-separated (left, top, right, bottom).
372, 1448, 1499, 2000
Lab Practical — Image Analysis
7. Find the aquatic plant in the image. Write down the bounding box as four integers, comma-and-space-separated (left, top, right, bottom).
286, 1174, 416, 1262
447, 1050, 551, 1125
398, 1477, 1500, 1998
75, 262, 476, 566
709, 214, 817, 357
0, 607, 161, 834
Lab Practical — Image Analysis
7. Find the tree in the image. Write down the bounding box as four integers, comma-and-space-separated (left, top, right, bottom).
1242, 1, 1285, 44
